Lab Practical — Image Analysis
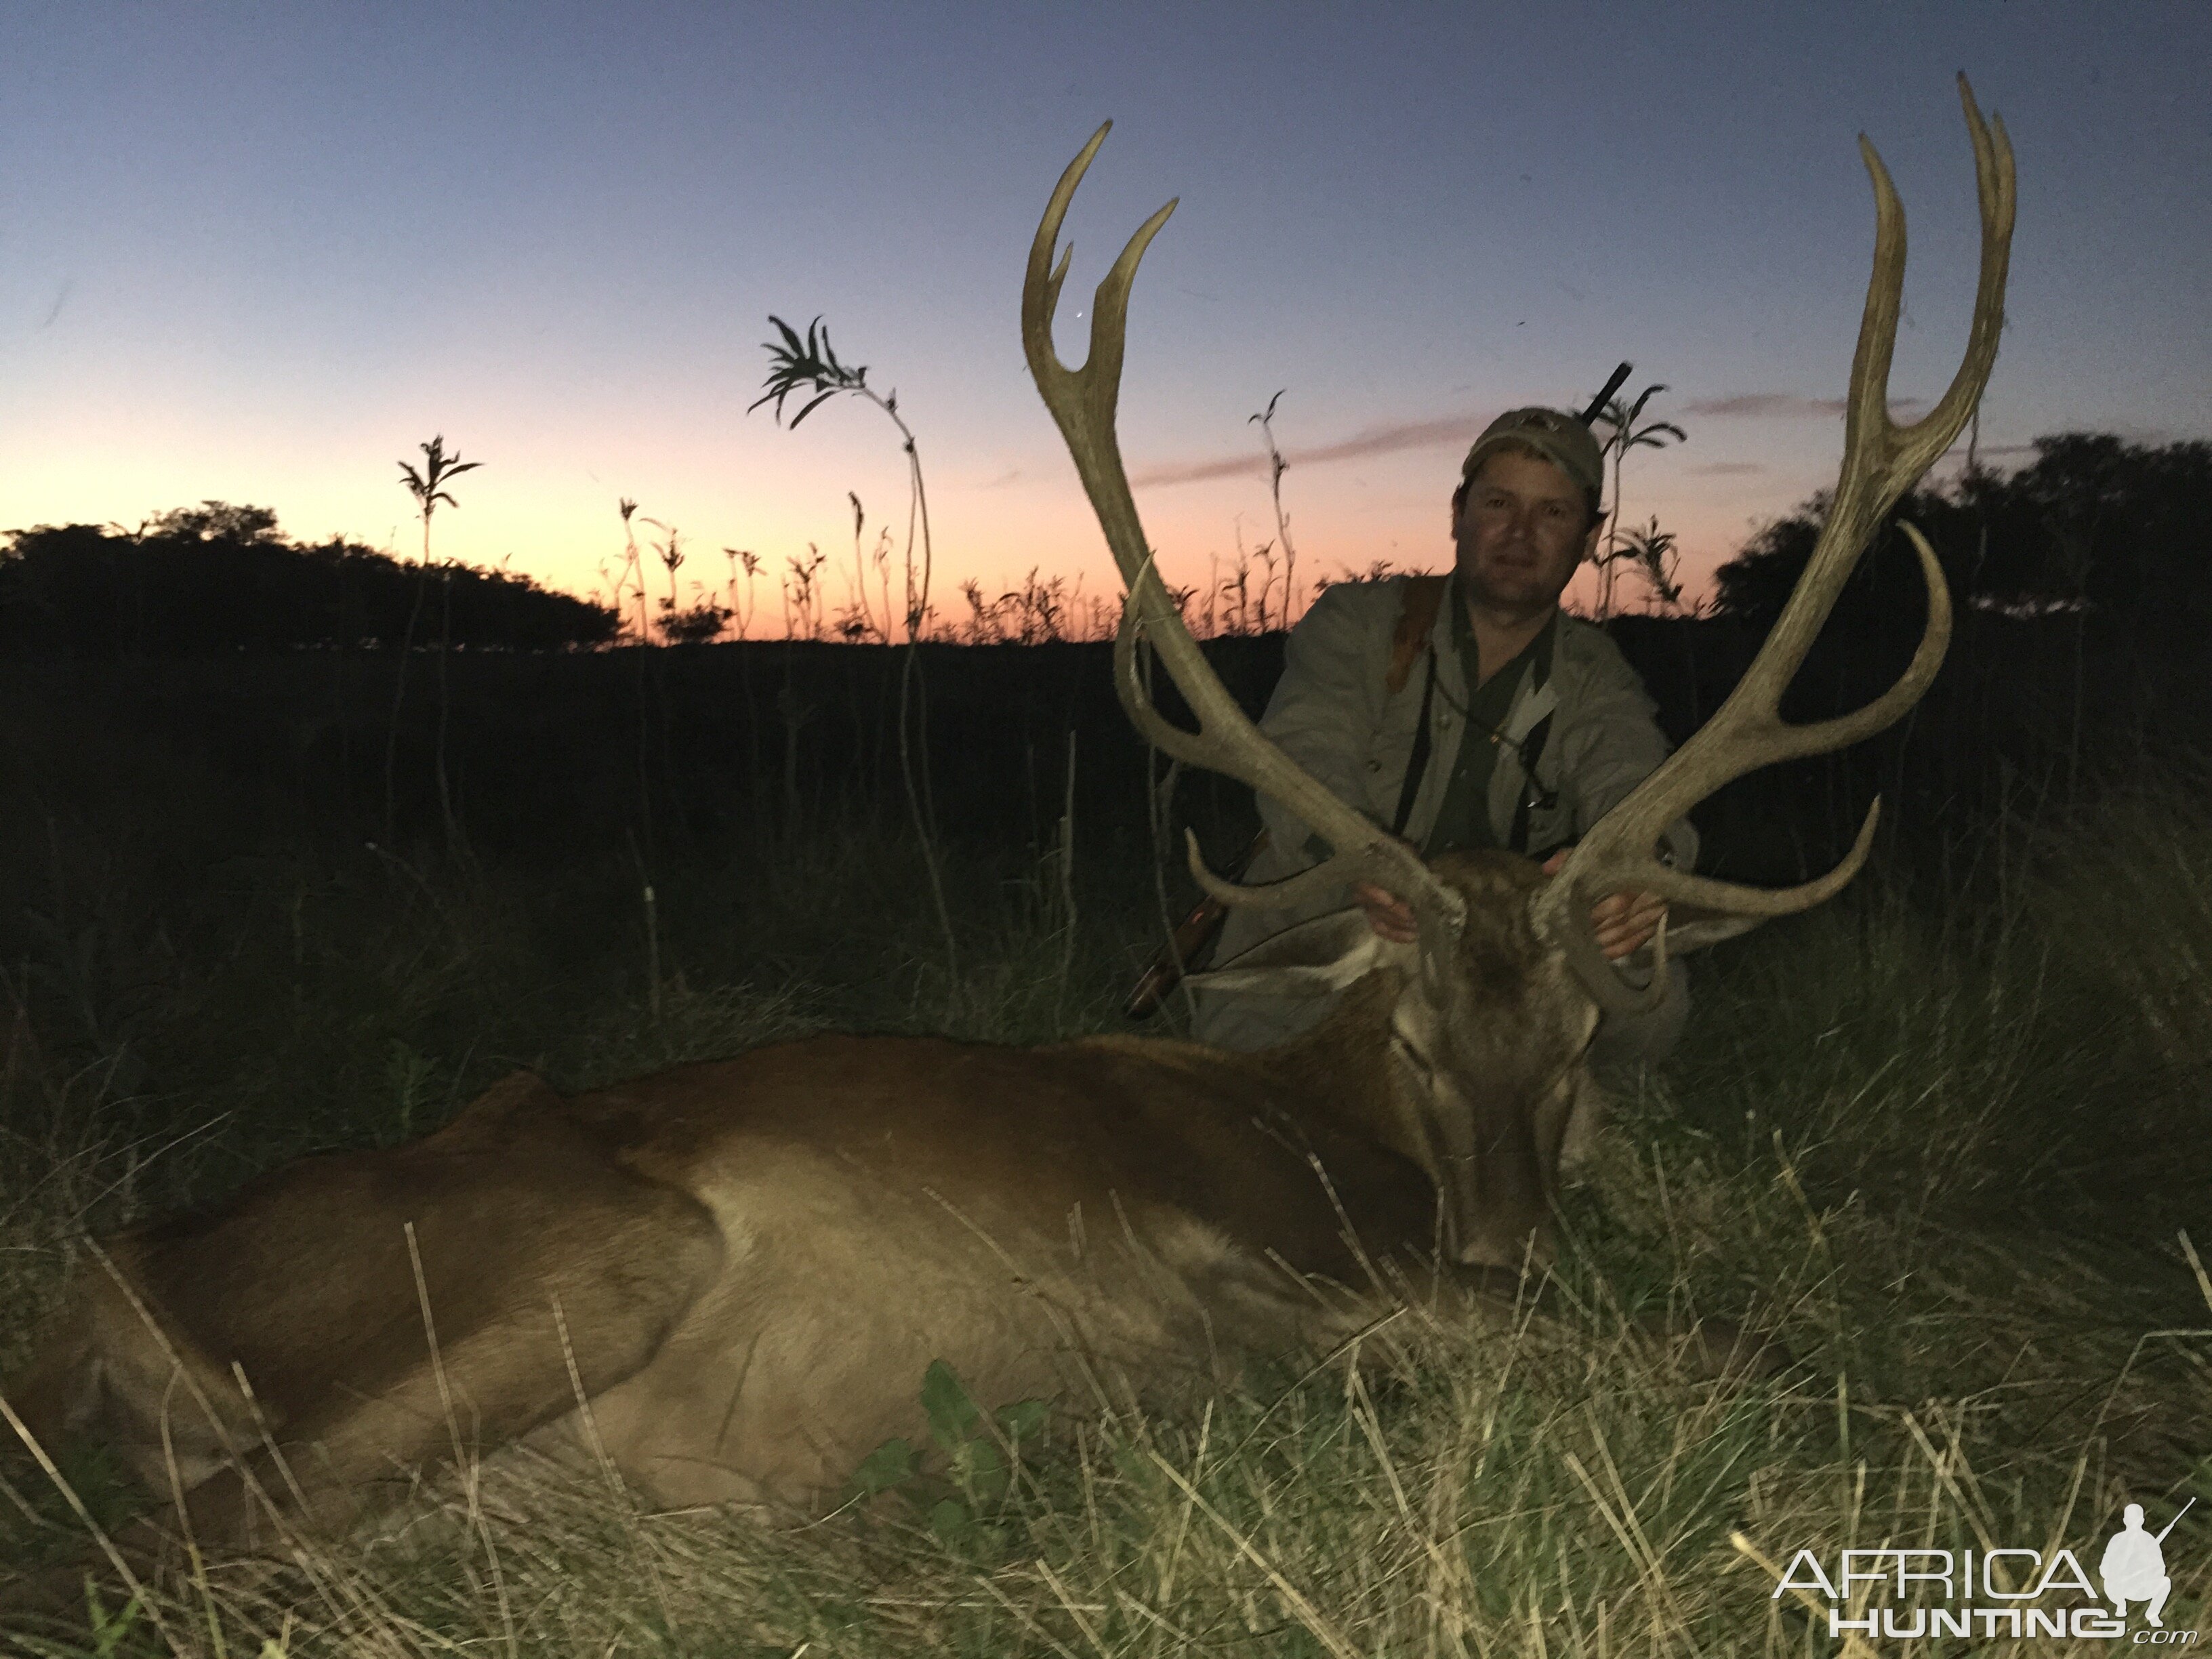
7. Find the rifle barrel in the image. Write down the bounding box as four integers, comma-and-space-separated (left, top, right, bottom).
2154, 1495, 2195, 1544
1578, 363, 1634, 428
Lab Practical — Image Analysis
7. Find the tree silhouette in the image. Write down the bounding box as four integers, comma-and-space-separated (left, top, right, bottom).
1711, 484, 1971, 642
1711, 434, 2212, 650
1961, 434, 2212, 649
149, 501, 283, 543
659, 599, 733, 646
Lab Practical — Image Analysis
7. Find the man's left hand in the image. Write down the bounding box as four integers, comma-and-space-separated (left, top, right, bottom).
1540, 848, 1666, 962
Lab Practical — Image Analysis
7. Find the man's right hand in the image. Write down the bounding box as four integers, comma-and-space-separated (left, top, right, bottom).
1350, 881, 1420, 943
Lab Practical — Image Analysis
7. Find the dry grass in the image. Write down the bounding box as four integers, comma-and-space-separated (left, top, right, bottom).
3, 790, 2209, 1654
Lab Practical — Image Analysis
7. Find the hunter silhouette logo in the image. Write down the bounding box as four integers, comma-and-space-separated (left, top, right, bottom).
2103, 1498, 2191, 1630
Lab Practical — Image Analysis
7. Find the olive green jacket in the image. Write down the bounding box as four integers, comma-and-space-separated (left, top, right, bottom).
1192, 572, 1696, 1050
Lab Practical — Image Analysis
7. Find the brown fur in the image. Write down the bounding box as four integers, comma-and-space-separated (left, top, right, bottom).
1, 851, 1599, 1601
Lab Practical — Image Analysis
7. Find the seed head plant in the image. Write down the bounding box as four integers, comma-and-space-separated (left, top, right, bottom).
752, 313, 959, 984
750, 316, 937, 647
644, 518, 685, 644
723, 547, 761, 641
615, 497, 652, 646
386, 434, 483, 849
782, 546, 826, 642
1618, 516, 1688, 613
1249, 389, 1302, 628
1592, 384, 1687, 619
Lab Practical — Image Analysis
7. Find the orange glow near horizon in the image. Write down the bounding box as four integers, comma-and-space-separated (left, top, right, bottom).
3, 401, 1780, 638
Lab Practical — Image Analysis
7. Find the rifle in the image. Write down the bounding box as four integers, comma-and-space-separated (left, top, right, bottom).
2156, 1496, 2196, 1544
1120, 365, 1634, 1022
1123, 829, 1267, 1019
1580, 362, 1634, 428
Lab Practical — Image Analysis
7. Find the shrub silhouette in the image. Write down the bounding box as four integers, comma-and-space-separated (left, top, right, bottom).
0, 501, 617, 655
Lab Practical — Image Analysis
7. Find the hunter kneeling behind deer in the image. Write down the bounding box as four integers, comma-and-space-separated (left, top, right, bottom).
0, 79, 2010, 1616
1190, 402, 1689, 1074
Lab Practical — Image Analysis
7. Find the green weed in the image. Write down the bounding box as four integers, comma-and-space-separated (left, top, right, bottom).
848, 1361, 1050, 1559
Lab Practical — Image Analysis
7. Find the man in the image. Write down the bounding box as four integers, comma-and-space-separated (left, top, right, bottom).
1192, 405, 1692, 1059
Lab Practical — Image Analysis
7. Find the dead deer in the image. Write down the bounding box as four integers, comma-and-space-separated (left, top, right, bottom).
2, 79, 2013, 1605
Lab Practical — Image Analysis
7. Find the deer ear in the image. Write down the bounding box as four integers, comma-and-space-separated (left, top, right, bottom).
1188, 908, 1389, 998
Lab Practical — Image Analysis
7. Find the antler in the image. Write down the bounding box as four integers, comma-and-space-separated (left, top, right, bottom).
1023, 123, 1465, 936
1534, 75, 2016, 1010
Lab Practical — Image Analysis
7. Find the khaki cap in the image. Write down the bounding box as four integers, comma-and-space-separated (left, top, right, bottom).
1460, 407, 1606, 498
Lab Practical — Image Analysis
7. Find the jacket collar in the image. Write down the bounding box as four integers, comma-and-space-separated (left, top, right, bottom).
1434, 571, 1561, 745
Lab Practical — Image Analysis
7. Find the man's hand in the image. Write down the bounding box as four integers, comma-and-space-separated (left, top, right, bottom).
1540, 847, 1666, 961
1349, 880, 1420, 943
1351, 846, 1667, 959
1350, 832, 1422, 943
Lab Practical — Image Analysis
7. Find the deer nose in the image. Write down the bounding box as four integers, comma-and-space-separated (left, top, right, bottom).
1456, 1221, 1555, 1272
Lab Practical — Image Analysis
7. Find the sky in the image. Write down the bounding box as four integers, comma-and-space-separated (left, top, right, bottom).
3, 1, 2207, 630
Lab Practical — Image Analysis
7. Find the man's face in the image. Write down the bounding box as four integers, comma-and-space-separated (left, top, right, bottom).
1452, 449, 1599, 615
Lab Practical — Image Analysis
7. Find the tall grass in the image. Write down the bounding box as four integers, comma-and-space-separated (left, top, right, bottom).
753, 315, 962, 987
386, 435, 482, 854
3, 777, 2207, 1652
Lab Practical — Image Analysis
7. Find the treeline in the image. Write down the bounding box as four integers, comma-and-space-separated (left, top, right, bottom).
1709, 432, 2212, 653
0, 502, 618, 655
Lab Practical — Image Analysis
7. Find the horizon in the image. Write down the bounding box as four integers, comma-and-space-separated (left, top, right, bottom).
5, 3, 2207, 627
0, 426, 2136, 647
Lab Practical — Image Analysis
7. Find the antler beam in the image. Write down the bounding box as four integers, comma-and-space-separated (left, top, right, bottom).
1535, 75, 2016, 991
1023, 123, 1464, 936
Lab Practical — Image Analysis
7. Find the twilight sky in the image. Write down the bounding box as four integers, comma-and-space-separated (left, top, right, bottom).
4, 2, 2207, 628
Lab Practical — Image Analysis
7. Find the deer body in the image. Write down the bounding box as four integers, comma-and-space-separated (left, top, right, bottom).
11, 859, 1586, 1551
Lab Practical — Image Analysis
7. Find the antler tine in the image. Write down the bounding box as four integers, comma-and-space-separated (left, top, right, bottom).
1892, 80, 2015, 479
1536, 77, 2014, 967
1027, 125, 1460, 928
1104, 598, 1429, 914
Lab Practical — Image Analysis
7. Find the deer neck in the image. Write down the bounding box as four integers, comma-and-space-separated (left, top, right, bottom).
1265, 970, 1450, 1191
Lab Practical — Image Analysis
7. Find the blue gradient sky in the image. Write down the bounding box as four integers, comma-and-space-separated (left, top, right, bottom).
4, 2, 2207, 626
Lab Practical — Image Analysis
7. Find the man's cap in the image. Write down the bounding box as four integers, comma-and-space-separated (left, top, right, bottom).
1460, 407, 1605, 498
